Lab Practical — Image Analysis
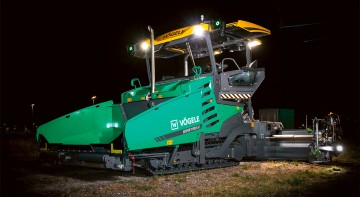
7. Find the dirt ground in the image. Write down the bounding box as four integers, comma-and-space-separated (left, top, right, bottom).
1, 135, 359, 197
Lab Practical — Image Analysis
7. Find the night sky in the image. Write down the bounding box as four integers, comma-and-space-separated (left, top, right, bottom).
1, 1, 359, 135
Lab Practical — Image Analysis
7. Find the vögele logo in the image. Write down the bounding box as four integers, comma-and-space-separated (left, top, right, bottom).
170, 120, 178, 130
170, 116, 200, 131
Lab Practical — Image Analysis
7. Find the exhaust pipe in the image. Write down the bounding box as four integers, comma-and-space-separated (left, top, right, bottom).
148, 26, 155, 94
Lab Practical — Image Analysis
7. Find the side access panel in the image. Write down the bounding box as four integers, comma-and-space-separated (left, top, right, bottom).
124, 78, 242, 151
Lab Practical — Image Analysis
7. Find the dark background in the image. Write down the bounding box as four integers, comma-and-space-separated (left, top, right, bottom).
1, 1, 359, 141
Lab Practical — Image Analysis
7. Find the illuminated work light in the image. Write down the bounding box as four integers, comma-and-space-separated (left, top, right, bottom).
214, 50, 222, 55
141, 41, 149, 50
336, 145, 343, 152
194, 25, 204, 36
248, 40, 262, 48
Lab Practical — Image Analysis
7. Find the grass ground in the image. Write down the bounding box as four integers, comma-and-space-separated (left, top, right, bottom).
1, 133, 359, 197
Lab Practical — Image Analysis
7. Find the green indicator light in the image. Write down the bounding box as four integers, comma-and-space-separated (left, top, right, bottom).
127, 45, 134, 52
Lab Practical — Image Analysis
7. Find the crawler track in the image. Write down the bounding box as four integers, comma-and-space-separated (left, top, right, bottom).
147, 159, 240, 175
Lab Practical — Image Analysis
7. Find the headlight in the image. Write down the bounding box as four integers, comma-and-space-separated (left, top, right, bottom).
193, 25, 204, 36
248, 40, 261, 48
336, 145, 343, 152
141, 41, 149, 50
